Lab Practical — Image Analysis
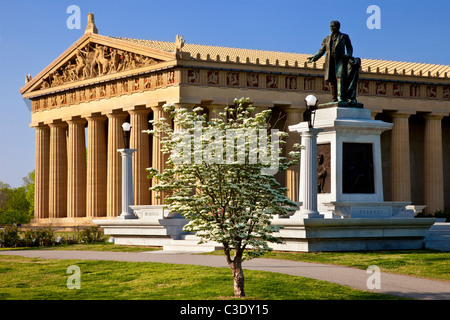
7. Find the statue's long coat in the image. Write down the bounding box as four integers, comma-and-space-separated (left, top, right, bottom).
311, 32, 353, 81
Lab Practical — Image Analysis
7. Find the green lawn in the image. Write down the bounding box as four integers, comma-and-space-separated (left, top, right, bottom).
1, 241, 448, 300
0, 254, 398, 300
204, 249, 450, 282
263, 250, 450, 281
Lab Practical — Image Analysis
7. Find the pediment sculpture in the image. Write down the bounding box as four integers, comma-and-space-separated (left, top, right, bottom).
40, 43, 161, 89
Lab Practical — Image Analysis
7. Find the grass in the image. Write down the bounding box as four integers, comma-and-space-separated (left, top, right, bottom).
204, 249, 450, 282
0, 240, 161, 253
262, 250, 450, 282
48, 242, 161, 252
1, 239, 448, 300
0, 254, 398, 300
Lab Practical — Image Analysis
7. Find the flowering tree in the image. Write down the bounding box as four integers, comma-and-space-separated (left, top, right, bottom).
147, 98, 301, 297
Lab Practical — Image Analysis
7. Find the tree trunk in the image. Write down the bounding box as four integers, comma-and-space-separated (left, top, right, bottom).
224, 246, 246, 298
231, 254, 245, 297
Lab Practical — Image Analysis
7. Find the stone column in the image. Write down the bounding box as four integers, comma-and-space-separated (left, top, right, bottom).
86, 115, 107, 218
298, 127, 323, 217
48, 122, 68, 218
284, 108, 303, 202
390, 113, 412, 202
106, 112, 128, 217
424, 114, 445, 215
129, 109, 151, 205
34, 124, 50, 219
118, 148, 137, 219
67, 119, 87, 218
151, 105, 171, 205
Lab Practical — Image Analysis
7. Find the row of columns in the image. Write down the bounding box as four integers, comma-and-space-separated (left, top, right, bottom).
384, 112, 444, 214
34, 106, 169, 219
33, 105, 445, 220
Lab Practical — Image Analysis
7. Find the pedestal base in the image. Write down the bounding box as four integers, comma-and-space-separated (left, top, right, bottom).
324, 201, 414, 219
270, 217, 436, 252
93, 205, 188, 246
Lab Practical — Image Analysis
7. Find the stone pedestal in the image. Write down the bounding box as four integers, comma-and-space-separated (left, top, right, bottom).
309, 105, 414, 218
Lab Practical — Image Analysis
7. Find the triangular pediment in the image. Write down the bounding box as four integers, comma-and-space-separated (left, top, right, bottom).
21, 33, 176, 97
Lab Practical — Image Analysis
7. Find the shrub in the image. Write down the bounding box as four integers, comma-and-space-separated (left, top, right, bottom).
80, 226, 105, 243
36, 227, 55, 246
434, 210, 450, 222
0, 224, 20, 248
23, 228, 39, 247
20, 227, 54, 247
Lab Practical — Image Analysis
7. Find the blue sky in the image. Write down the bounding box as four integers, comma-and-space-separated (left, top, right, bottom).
0, 0, 449, 187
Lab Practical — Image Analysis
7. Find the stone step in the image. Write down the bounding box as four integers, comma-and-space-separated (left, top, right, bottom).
424, 223, 450, 251
163, 239, 223, 253
424, 241, 450, 251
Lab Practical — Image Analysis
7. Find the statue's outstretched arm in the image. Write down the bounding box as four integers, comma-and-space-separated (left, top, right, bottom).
308, 38, 327, 63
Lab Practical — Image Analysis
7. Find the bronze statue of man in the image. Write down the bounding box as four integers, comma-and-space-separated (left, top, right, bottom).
308, 21, 354, 103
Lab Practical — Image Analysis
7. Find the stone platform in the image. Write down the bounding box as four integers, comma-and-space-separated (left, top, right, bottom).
93, 104, 438, 253
424, 222, 450, 251
270, 217, 436, 252
93, 205, 436, 252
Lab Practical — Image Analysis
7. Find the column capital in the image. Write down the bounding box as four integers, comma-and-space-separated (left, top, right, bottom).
67, 118, 87, 125
86, 113, 107, 121
48, 121, 67, 128
33, 123, 50, 130
390, 112, 414, 119
283, 106, 305, 113
106, 111, 128, 119
150, 105, 163, 113
129, 108, 151, 116
175, 103, 197, 109
424, 113, 445, 121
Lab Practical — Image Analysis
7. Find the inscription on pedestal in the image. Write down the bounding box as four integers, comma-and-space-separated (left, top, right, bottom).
342, 142, 375, 194
350, 207, 392, 218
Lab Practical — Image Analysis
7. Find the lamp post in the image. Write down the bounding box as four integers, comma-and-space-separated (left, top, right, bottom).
122, 122, 132, 149
304, 94, 318, 128
289, 95, 323, 218
118, 122, 137, 219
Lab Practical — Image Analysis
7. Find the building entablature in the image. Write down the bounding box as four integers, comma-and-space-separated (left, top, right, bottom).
21, 32, 450, 124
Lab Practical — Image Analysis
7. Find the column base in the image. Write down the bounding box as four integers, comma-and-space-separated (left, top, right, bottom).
292, 210, 324, 219
117, 213, 139, 219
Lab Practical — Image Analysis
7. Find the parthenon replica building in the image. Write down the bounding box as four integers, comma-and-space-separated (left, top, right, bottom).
21, 15, 450, 226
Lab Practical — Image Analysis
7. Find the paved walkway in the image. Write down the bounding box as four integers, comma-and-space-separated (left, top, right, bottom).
2, 249, 449, 300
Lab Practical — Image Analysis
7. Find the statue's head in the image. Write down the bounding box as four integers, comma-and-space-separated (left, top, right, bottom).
330, 21, 341, 34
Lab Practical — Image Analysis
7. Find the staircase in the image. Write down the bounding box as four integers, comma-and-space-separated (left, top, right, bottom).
424, 222, 450, 251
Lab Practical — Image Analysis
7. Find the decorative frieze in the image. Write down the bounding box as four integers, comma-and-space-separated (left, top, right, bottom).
31, 68, 179, 112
